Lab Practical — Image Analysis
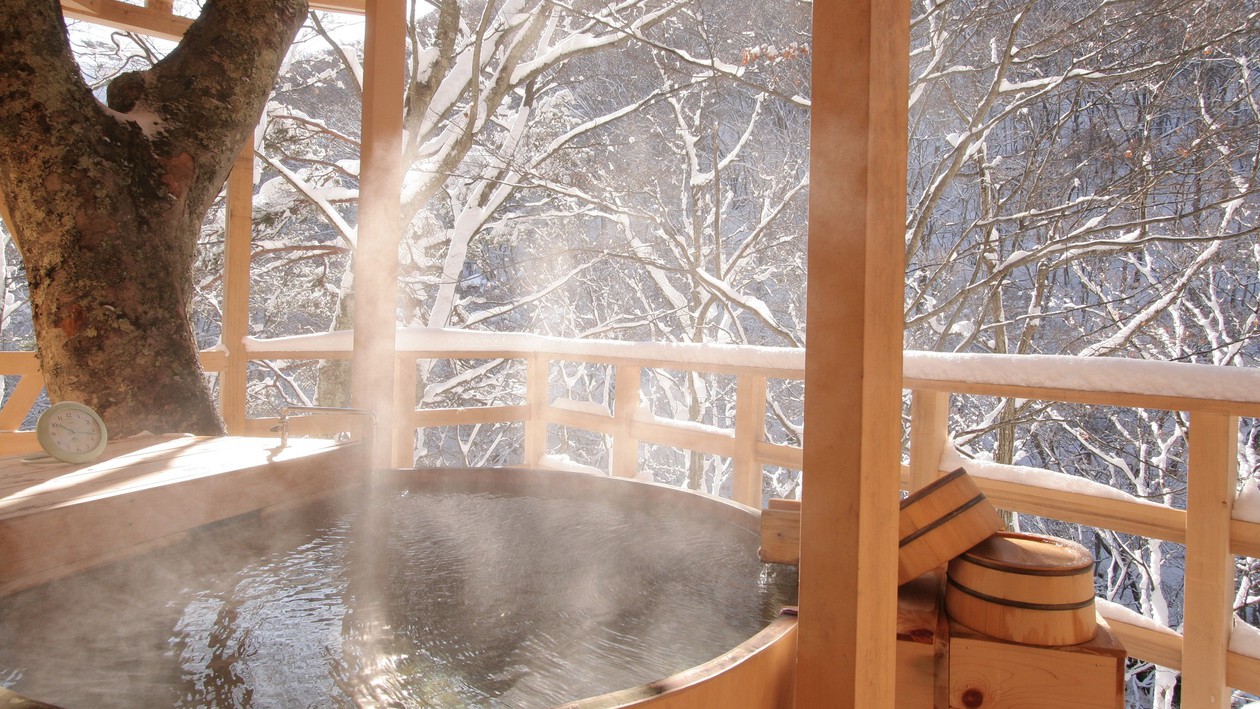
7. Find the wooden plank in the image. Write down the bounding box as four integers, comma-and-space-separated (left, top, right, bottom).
630, 417, 737, 459
524, 355, 549, 467
0, 352, 40, 375
1098, 612, 1182, 671
0, 374, 44, 430
612, 365, 641, 478
0, 437, 364, 593
732, 375, 767, 507
797, 0, 909, 703
409, 404, 529, 427
1181, 413, 1238, 707
220, 146, 253, 434
1233, 518, 1260, 559
1228, 648, 1260, 697
392, 355, 417, 467
545, 404, 617, 435
908, 390, 950, 492
971, 476, 1188, 545
60, 0, 191, 41
755, 439, 803, 470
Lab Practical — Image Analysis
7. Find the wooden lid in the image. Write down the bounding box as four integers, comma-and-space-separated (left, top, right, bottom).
959, 532, 1093, 576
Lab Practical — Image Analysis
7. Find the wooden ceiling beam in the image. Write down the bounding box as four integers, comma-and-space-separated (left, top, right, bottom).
59, 0, 366, 42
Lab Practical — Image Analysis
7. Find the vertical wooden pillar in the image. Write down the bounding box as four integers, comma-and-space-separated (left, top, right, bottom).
1182, 412, 1238, 706
797, 0, 909, 705
612, 364, 641, 477
908, 390, 951, 491
354, 0, 406, 468
220, 146, 253, 434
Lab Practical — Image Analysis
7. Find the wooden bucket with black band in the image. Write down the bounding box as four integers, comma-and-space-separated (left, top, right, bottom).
898, 468, 1005, 585
945, 531, 1098, 646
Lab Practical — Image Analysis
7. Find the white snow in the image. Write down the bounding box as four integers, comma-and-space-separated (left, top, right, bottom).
1231, 615, 1260, 659
244, 327, 805, 371
942, 444, 1160, 506
905, 350, 1260, 406
1237, 476, 1260, 524
550, 398, 612, 418
538, 453, 605, 477
1095, 599, 1178, 636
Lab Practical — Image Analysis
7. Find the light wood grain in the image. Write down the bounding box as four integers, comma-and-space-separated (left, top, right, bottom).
759, 503, 801, 565
1182, 412, 1238, 707
220, 147, 253, 434
613, 365, 641, 478
909, 390, 950, 492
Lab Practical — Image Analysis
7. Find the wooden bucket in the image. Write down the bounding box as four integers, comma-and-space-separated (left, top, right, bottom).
945, 531, 1098, 646
898, 468, 1005, 585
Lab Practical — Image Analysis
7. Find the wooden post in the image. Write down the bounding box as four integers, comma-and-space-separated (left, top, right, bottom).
612, 364, 641, 477
524, 354, 549, 467
908, 390, 951, 491
733, 374, 766, 507
220, 146, 253, 434
1182, 412, 1238, 706
798, 0, 909, 704
391, 355, 416, 467
353, 0, 406, 469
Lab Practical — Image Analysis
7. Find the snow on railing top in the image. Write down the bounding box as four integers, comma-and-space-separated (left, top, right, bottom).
243, 327, 806, 371
243, 328, 1260, 406
905, 350, 1260, 408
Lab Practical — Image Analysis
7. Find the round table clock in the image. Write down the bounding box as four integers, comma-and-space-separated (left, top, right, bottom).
35, 401, 108, 464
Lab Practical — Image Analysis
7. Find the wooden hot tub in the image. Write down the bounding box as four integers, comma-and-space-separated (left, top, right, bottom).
0, 437, 798, 708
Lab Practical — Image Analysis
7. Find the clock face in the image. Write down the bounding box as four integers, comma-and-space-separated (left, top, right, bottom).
36, 402, 108, 463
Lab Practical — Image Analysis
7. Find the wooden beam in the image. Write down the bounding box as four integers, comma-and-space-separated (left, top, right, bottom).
352, 0, 406, 468
60, 0, 191, 42
797, 0, 909, 705
908, 389, 950, 492
220, 146, 253, 434
612, 364, 641, 478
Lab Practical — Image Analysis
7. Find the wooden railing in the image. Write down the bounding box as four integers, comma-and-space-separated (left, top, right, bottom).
0, 332, 1257, 704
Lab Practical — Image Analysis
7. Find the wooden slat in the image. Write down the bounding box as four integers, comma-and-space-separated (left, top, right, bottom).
630, 417, 737, 459
971, 476, 1188, 545
409, 405, 529, 428
524, 355, 548, 467
544, 404, 616, 435
908, 389, 950, 492
220, 147, 253, 433
0, 374, 44, 430
612, 365, 641, 478
392, 356, 417, 467
0, 352, 39, 374
1228, 648, 1260, 697
755, 440, 803, 470
732, 375, 767, 507
60, 0, 191, 41
1181, 413, 1238, 707
1232, 518, 1260, 559
1098, 612, 1183, 670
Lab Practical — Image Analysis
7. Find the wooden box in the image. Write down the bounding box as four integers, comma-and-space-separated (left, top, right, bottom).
897, 571, 949, 708
948, 615, 1126, 708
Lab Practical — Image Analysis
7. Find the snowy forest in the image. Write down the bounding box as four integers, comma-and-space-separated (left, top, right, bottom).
0, 0, 1256, 706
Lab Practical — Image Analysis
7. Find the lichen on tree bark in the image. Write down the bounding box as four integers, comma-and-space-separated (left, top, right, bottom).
0, 0, 307, 436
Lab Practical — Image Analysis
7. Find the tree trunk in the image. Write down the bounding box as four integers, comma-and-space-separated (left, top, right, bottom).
0, 0, 307, 435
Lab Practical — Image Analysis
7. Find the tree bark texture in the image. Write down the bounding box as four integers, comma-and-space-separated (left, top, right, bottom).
0, 0, 306, 435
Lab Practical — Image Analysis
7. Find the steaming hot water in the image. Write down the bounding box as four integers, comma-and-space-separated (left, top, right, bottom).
0, 469, 797, 707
